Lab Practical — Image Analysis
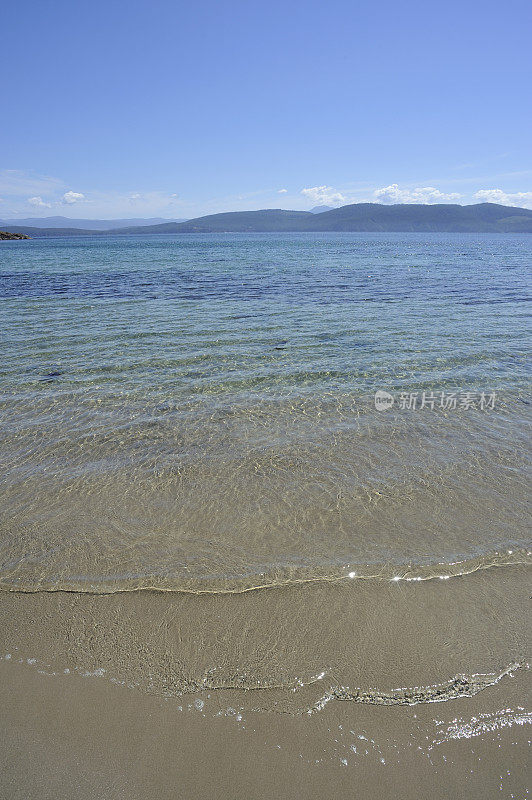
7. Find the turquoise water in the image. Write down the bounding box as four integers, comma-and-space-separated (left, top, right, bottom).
1, 233, 530, 397
0, 233, 530, 591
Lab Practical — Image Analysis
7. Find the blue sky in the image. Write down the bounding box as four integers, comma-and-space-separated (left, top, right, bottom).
1, 0, 531, 218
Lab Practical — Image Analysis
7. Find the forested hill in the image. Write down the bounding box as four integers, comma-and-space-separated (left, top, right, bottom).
5, 203, 532, 236
114, 203, 532, 234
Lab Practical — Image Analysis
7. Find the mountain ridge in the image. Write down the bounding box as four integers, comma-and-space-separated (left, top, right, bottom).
4, 203, 532, 236
0, 216, 187, 231
112, 203, 532, 234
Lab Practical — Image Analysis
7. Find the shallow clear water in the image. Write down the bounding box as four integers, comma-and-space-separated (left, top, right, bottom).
0, 233, 530, 592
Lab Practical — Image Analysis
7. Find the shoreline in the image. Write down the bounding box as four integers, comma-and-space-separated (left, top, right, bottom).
0, 546, 529, 595
1, 564, 529, 712
1, 652, 530, 800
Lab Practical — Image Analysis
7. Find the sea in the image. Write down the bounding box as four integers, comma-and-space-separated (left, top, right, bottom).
1, 232, 529, 595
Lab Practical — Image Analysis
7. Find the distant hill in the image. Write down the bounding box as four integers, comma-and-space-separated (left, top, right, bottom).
309, 205, 334, 214
302, 202, 532, 232
111, 203, 532, 234
5, 203, 532, 236
113, 210, 314, 234
0, 216, 187, 230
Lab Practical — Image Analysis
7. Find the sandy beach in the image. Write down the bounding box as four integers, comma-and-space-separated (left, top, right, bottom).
1, 563, 530, 799
1, 658, 530, 800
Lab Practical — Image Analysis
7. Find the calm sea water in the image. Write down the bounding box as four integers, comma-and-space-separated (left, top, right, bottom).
0, 233, 530, 592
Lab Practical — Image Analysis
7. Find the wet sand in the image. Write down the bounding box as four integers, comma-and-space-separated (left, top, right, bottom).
0, 564, 530, 799
1, 653, 529, 800
1, 566, 529, 700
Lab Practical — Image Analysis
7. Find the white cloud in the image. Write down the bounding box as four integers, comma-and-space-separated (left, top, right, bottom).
0, 175, 186, 217
62, 190, 86, 205
301, 185, 346, 206
28, 196, 52, 208
374, 184, 462, 204
473, 189, 532, 209
278, 188, 287, 194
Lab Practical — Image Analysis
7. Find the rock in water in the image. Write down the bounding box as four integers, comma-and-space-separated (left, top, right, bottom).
0, 231, 30, 240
